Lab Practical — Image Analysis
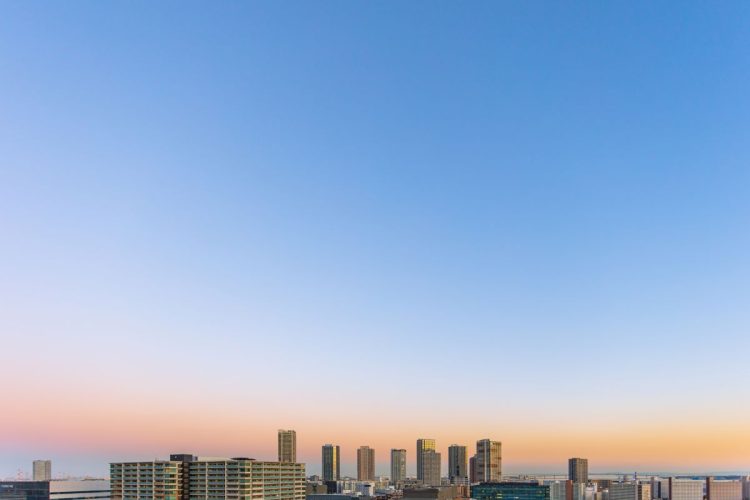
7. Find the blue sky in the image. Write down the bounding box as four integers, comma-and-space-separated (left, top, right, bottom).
1, 1, 749, 477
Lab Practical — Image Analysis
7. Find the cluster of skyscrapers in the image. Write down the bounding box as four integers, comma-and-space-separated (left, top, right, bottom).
320, 438, 501, 487
4, 432, 750, 500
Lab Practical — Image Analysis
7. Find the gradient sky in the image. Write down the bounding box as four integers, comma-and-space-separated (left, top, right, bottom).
1, 1, 749, 480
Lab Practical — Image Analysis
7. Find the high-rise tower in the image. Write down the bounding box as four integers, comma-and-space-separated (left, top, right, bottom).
322, 444, 340, 481
568, 458, 588, 484
448, 445, 468, 484
278, 430, 297, 462
391, 449, 407, 486
476, 439, 501, 482
357, 446, 375, 481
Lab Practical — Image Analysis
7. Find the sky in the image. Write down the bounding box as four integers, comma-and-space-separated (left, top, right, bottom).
1, 1, 749, 479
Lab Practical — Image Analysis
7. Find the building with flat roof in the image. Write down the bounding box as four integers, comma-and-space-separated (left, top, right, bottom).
357, 447, 375, 482
33, 462, 52, 482
110, 454, 305, 500
391, 449, 407, 487
669, 479, 704, 500
278, 430, 297, 463
567, 459, 588, 484
707, 478, 742, 500
0, 482, 50, 500
448, 446, 467, 485
471, 482, 549, 500
322, 445, 341, 482
475, 440, 501, 483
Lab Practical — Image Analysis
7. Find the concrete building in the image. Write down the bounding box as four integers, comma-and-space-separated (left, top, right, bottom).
545, 480, 569, 500
420, 449, 442, 487
742, 477, 750, 500
110, 459, 188, 500
0, 482, 50, 500
322, 445, 341, 482
650, 478, 670, 500
669, 479, 704, 500
110, 455, 305, 500
403, 486, 467, 500
475, 440, 502, 483
610, 483, 638, 500
469, 457, 477, 484
32, 461, 52, 482
471, 482, 550, 500
357, 446, 375, 481
278, 429, 297, 463
448, 445, 467, 485
639, 483, 652, 500
307, 495, 357, 500
568, 458, 588, 484
417, 439, 437, 485
707, 478, 742, 500
391, 449, 407, 486
50, 480, 110, 500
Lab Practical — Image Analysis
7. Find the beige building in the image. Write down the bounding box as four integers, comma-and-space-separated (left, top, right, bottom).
110, 460, 188, 500
110, 456, 305, 500
568, 458, 588, 484
357, 446, 375, 481
669, 479, 704, 500
475, 439, 501, 483
278, 429, 297, 463
707, 478, 742, 500
189, 459, 305, 500
33, 460, 52, 481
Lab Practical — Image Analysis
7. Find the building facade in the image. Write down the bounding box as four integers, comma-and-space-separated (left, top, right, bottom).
189, 459, 305, 500
417, 439, 437, 485
568, 458, 588, 484
471, 482, 550, 500
391, 449, 407, 486
707, 478, 742, 500
357, 447, 375, 481
278, 430, 297, 463
669, 479, 704, 500
0, 482, 50, 500
448, 446, 467, 485
475, 440, 501, 483
32, 461, 52, 482
322, 445, 341, 482
110, 455, 304, 500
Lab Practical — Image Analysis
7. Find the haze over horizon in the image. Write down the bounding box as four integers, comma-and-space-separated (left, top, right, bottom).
1, 1, 749, 479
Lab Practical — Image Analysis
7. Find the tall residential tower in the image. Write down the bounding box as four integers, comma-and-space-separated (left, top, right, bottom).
391, 449, 407, 486
568, 458, 588, 484
475, 439, 502, 483
278, 430, 297, 462
448, 445, 468, 485
357, 446, 375, 481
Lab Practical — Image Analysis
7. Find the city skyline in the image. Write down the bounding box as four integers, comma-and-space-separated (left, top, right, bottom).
2, 0, 750, 481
